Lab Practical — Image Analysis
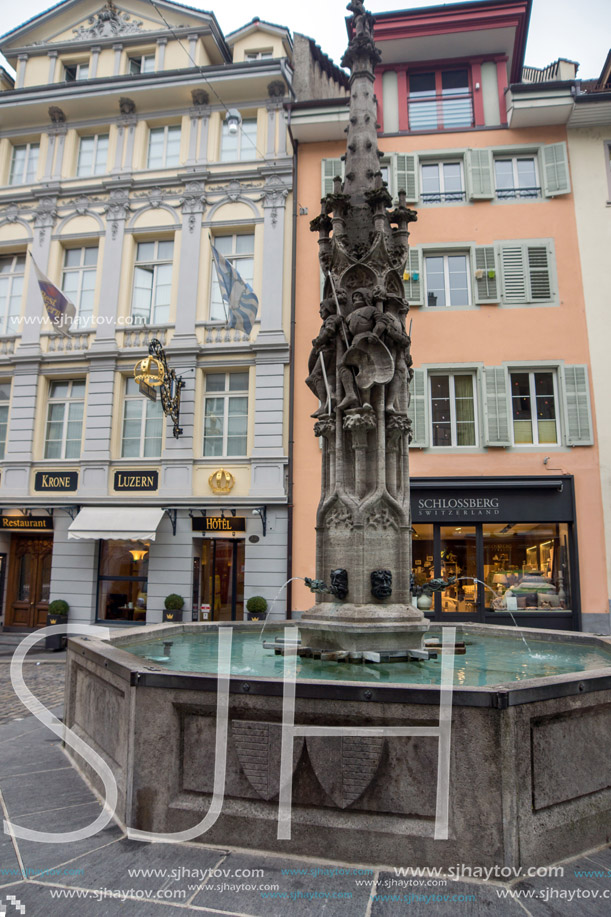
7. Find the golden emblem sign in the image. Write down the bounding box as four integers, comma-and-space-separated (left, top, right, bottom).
134, 356, 165, 387
209, 469, 235, 494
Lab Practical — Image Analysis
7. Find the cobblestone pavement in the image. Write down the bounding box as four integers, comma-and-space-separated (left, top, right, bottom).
0, 657, 65, 725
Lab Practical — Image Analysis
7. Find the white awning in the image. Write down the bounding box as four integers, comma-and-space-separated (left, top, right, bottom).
68, 507, 165, 541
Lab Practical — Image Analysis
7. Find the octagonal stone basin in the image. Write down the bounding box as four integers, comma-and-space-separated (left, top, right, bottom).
65, 622, 611, 869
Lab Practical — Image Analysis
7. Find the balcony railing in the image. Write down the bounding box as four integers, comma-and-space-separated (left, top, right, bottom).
421, 191, 466, 204
496, 187, 542, 200
408, 94, 474, 132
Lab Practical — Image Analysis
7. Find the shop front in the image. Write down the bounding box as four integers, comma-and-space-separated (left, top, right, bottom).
191, 516, 246, 623
411, 476, 579, 630
1, 514, 54, 631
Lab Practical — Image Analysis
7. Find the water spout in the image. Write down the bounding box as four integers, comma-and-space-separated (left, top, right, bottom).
457, 577, 532, 654
259, 577, 306, 642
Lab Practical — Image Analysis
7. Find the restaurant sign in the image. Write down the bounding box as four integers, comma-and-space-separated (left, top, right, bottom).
1, 516, 53, 531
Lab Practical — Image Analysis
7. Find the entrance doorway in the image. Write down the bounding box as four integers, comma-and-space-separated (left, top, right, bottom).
199, 538, 245, 622
5, 536, 53, 629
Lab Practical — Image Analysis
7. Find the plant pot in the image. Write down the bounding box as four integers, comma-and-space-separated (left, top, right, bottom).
246, 611, 267, 622
163, 608, 182, 623
45, 613, 67, 651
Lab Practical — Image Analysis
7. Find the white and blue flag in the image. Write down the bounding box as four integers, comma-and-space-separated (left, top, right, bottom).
210, 241, 259, 335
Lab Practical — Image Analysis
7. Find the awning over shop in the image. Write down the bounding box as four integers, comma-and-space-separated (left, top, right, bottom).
68, 507, 165, 541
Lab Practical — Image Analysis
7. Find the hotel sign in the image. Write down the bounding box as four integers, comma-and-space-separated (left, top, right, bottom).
113, 471, 159, 492
34, 471, 78, 492
192, 516, 246, 536
1, 516, 53, 531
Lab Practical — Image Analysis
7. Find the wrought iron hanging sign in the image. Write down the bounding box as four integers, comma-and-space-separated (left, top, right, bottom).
133, 339, 185, 438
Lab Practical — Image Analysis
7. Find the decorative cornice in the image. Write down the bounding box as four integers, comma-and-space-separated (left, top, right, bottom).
71, 2, 143, 41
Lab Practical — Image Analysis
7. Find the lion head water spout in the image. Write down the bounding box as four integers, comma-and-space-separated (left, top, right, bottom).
299, 0, 426, 655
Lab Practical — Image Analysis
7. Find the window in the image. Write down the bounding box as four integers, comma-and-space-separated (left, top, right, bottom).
430, 374, 477, 447
499, 243, 552, 303
9, 143, 39, 185
121, 377, 163, 458
408, 69, 472, 132
245, 50, 273, 60
44, 380, 85, 460
147, 126, 181, 169
131, 240, 174, 325
64, 61, 89, 81
0, 254, 25, 334
61, 247, 97, 330
97, 541, 149, 623
424, 253, 470, 307
77, 134, 109, 177
494, 156, 540, 199
220, 118, 257, 162
129, 54, 155, 74
0, 383, 9, 459
210, 234, 254, 321
510, 371, 558, 445
421, 161, 465, 203
203, 372, 249, 457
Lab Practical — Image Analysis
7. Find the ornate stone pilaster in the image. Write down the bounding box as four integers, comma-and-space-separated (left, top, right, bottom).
113, 98, 137, 173
156, 36, 167, 70
187, 92, 210, 165
90, 46, 101, 79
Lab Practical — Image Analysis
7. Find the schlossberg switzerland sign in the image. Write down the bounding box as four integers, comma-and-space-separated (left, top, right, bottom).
410, 481, 574, 523
34, 471, 79, 492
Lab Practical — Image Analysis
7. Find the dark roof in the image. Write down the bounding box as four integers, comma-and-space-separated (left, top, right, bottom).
297, 33, 349, 89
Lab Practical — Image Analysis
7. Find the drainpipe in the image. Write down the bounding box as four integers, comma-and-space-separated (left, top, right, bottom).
286, 107, 298, 619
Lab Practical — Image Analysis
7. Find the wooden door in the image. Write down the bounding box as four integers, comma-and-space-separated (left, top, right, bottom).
5, 537, 53, 629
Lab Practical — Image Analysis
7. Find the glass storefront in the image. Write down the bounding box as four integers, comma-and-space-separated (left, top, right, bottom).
483, 523, 570, 612
198, 538, 245, 622
96, 540, 149, 622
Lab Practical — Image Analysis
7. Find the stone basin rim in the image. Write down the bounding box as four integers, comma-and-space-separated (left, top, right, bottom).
67, 622, 611, 708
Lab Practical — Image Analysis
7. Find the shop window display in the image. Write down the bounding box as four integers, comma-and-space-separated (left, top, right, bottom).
97, 540, 149, 623
483, 523, 570, 612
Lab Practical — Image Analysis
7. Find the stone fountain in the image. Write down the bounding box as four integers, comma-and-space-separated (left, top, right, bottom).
299, 0, 427, 655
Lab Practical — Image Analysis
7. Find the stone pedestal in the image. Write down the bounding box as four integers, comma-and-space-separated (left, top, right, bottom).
299, 602, 429, 652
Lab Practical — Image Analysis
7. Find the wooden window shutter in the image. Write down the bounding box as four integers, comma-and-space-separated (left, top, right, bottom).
408, 368, 428, 448
322, 158, 344, 196
392, 153, 418, 202
466, 148, 494, 199
543, 142, 571, 197
562, 364, 594, 446
403, 248, 422, 306
526, 245, 552, 300
473, 246, 499, 303
483, 366, 511, 446
499, 244, 527, 303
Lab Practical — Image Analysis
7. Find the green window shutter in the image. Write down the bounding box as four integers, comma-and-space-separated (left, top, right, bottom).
408, 368, 428, 448
483, 367, 511, 446
562, 364, 593, 446
473, 246, 499, 303
392, 153, 418, 202
466, 148, 494, 200
543, 142, 571, 197
322, 158, 343, 196
402, 248, 422, 306
526, 244, 552, 300
499, 244, 527, 303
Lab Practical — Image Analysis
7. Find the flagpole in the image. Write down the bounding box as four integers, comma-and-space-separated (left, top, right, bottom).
208, 233, 229, 324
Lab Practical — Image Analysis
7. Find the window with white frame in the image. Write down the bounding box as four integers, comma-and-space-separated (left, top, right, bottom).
245, 50, 273, 60
494, 155, 540, 199
0, 254, 25, 335
220, 118, 258, 162
64, 61, 89, 81
61, 247, 97, 330
430, 373, 477, 447
203, 372, 249, 457
129, 54, 155, 74
510, 370, 558, 445
121, 377, 164, 458
44, 380, 85, 460
9, 143, 39, 185
77, 134, 109, 177
147, 125, 181, 169
131, 240, 174, 325
0, 383, 9, 460
424, 253, 470, 307
210, 233, 255, 321
420, 161, 465, 203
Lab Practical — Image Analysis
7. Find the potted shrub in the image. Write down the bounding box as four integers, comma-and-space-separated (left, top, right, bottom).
46, 599, 69, 651
246, 595, 268, 621
163, 593, 184, 622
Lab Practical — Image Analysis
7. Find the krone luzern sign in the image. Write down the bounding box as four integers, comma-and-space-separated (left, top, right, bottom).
113, 471, 159, 492
34, 470, 78, 492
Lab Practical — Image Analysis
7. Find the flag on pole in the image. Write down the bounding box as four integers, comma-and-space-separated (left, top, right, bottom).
30, 254, 75, 337
210, 240, 259, 336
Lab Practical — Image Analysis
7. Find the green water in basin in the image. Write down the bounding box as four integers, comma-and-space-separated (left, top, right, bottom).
123, 629, 611, 687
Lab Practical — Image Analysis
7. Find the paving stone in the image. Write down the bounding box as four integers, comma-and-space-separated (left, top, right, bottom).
41, 837, 227, 899
0, 665, 65, 726
578, 846, 611, 872
370, 876, 525, 916
10, 801, 124, 876
0, 708, 63, 746
0, 882, 229, 917
191, 852, 373, 916
513, 874, 611, 916
0, 732, 65, 778
1, 764, 95, 818
0, 831, 21, 884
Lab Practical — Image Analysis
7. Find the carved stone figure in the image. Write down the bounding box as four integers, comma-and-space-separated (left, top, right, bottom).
119, 97, 136, 116
330, 569, 349, 600
371, 570, 392, 599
